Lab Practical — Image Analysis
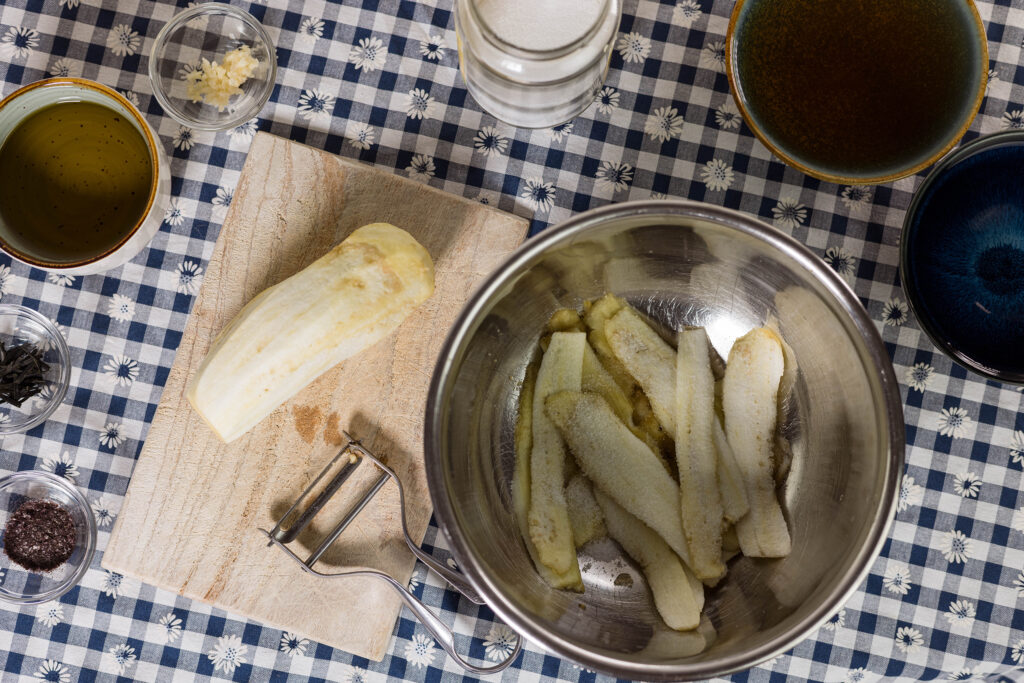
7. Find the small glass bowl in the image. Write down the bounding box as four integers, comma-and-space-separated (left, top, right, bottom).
0, 471, 97, 604
0, 305, 71, 435
149, 3, 277, 132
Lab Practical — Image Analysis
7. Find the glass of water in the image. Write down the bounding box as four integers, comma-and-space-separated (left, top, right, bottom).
455, 0, 622, 129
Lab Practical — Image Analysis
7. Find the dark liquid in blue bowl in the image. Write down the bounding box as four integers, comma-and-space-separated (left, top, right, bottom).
905, 143, 1024, 377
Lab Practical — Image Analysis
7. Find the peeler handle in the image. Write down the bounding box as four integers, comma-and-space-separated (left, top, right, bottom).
380, 572, 523, 674
407, 545, 486, 605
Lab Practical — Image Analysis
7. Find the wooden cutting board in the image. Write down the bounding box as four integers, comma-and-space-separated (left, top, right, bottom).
103, 132, 528, 660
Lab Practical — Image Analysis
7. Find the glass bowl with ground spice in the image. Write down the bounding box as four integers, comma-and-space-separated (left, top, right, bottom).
0, 471, 96, 604
149, 3, 277, 132
0, 305, 71, 435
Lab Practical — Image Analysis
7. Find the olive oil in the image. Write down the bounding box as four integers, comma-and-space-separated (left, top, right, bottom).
734, 0, 983, 178
0, 100, 153, 265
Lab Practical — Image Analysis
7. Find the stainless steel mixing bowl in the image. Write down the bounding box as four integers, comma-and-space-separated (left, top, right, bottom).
425, 200, 904, 680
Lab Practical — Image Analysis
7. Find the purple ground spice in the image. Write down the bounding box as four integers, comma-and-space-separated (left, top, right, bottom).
3, 499, 76, 571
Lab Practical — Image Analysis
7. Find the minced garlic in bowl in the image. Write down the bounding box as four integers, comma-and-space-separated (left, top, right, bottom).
186, 45, 260, 111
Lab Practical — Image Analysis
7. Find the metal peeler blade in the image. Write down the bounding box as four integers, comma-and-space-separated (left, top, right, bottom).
259, 433, 522, 675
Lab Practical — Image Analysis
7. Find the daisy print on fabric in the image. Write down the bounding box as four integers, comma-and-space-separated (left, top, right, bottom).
650, 192, 668, 200
617, 32, 651, 63
208, 634, 248, 675
347, 122, 376, 151
1013, 570, 1024, 597
904, 362, 934, 392
595, 86, 620, 115
177, 260, 204, 295
944, 599, 976, 630
402, 88, 439, 120
947, 668, 975, 680
120, 90, 140, 109
595, 161, 634, 193
824, 246, 856, 279
37, 601, 64, 627
297, 89, 334, 122
483, 623, 517, 662
48, 57, 81, 78
340, 665, 366, 683
715, 98, 742, 130
1012, 638, 1024, 664
299, 17, 325, 41
280, 632, 308, 658
1010, 430, 1024, 466
845, 668, 868, 683
105, 643, 136, 676
674, 0, 703, 28
172, 126, 195, 151
1013, 507, 1024, 535
212, 186, 234, 217
898, 474, 924, 512
771, 197, 807, 230
644, 106, 684, 143
420, 34, 445, 61
404, 633, 436, 669
103, 355, 139, 387
894, 625, 924, 653
939, 528, 973, 564
883, 562, 912, 595
0, 26, 39, 59
107, 24, 140, 57
108, 293, 135, 322
91, 494, 118, 528
699, 40, 727, 72
164, 198, 185, 226
548, 121, 574, 142
0, 265, 13, 298
700, 159, 735, 192
58, 0, 80, 8
41, 451, 78, 482
936, 406, 971, 439
406, 154, 435, 181
474, 191, 498, 206
47, 272, 75, 287
520, 178, 556, 213
99, 422, 126, 450
840, 185, 872, 210
952, 472, 981, 498
159, 612, 183, 644
349, 36, 387, 72
1002, 109, 1024, 130
823, 607, 846, 631
34, 660, 70, 683
102, 570, 124, 597
473, 126, 509, 158
228, 118, 259, 142
882, 297, 909, 326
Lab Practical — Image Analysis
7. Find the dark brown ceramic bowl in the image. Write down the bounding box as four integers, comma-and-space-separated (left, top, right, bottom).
726, 0, 987, 185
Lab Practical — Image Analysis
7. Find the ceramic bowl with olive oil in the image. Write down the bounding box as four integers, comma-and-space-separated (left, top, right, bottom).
0, 79, 170, 275
726, 0, 987, 184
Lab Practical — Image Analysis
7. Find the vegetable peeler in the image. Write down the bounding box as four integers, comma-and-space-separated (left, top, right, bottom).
260, 433, 522, 674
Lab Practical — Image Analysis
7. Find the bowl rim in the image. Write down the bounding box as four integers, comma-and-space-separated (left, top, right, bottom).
724, 0, 988, 185
148, 2, 278, 132
424, 199, 905, 680
0, 304, 71, 434
899, 129, 1024, 384
0, 470, 97, 604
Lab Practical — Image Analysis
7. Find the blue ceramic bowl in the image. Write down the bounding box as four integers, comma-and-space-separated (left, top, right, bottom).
901, 130, 1024, 383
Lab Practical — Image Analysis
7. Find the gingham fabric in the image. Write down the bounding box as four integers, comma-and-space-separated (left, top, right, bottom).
0, 0, 1022, 681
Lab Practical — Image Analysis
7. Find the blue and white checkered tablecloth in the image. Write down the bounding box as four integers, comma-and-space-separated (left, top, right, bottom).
0, 0, 1023, 680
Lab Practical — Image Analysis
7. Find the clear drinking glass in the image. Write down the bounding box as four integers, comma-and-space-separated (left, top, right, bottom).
455, 0, 622, 129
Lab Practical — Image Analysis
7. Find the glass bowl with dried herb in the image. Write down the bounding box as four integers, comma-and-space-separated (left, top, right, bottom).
0, 305, 71, 434
0, 471, 96, 604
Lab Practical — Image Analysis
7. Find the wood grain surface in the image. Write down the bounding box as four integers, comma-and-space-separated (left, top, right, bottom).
102, 132, 529, 661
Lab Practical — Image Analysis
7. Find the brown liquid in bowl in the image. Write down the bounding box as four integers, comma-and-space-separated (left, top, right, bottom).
0, 101, 153, 265
734, 0, 983, 178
